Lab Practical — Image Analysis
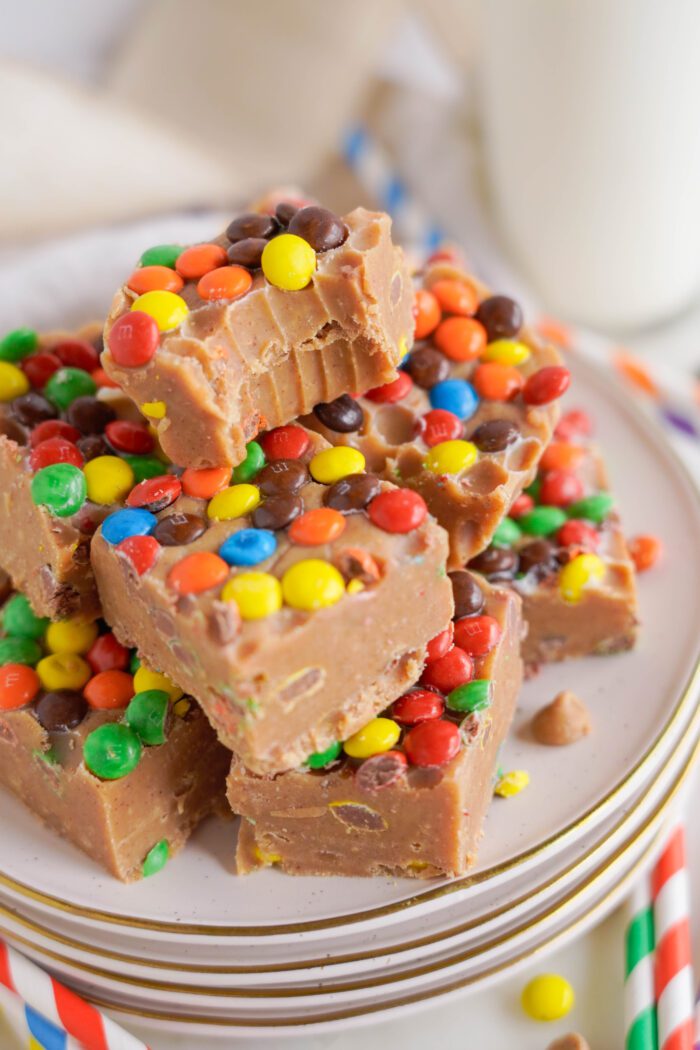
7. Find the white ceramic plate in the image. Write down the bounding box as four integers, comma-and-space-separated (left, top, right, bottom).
1, 348, 698, 950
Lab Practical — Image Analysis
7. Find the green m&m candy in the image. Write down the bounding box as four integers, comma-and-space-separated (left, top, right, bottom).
83, 723, 142, 780
1, 594, 49, 640
0, 636, 42, 666
31, 463, 87, 517
129, 652, 141, 674
44, 367, 96, 411
232, 441, 265, 484
139, 244, 182, 269
519, 506, 567, 537
306, 740, 342, 769
122, 454, 167, 483
0, 327, 38, 362
126, 689, 170, 745
492, 517, 522, 548
568, 492, 614, 524
142, 838, 170, 877
447, 679, 492, 713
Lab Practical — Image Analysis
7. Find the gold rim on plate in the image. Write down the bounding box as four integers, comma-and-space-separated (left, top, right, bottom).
0, 350, 698, 937
3, 720, 696, 1002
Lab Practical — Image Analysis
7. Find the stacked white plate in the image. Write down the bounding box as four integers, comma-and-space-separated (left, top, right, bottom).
1, 347, 699, 1040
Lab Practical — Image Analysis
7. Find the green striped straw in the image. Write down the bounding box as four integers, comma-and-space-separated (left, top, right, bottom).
625, 879, 659, 1050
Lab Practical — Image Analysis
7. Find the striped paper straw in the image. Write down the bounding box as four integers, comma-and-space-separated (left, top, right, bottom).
0, 982, 83, 1049
0, 939, 147, 1050
342, 124, 445, 255
626, 877, 659, 1049
652, 824, 695, 1050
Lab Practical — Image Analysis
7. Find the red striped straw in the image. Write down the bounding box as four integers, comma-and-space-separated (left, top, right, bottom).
651, 823, 695, 1050
0, 938, 148, 1049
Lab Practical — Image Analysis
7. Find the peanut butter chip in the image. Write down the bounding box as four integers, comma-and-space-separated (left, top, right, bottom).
532, 690, 591, 746
547, 1034, 591, 1050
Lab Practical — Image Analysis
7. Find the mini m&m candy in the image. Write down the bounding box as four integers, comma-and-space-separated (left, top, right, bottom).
108, 312, 160, 368
142, 839, 170, 877
117, 534, 161, 575
558, 553, 605, 603
207, 484, 261, 520
84, 456, 135, 505
167, 552, 229, 596
367, 489, 427, 533
102, 508, 157, 545
521, 974, 574, 1021
281, 559, 345, 611
424, 439, 477, 476
133, 664, 183, 702
495, 769, 530, 797
481, 339, 531, 366
83, 722, 142, 780
131, 290, 189, 332
447, 679, 491, 713
139, 244, 182, 268
0, 361, 30, 401
44, 367, 96, 410
46, 619, 98, 655
2, 594, 48, 640
36, 652, 91, 691
31, 464, 87, 517
84, 669, 134, 710
403, 719, 461, 767
343, 717, 401, 759
0, 636, 41, 666
428, 377, 479, 419
0, 327, 38, 362
261, 233, 316, 291
628, 534, 662, 572
0, 664, 40, 709
309, 447, 365, 485
126, 689, 171, 745
221, 572, 283, 620
259, 425, 310, 461
219, 528, 277, 566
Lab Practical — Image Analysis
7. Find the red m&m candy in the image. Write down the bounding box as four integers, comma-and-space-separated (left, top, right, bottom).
420, 646, 473, 693
53, 339, 99, 372
259, 425, 310, 461
29, 437, 83, 471
116, 534, 161, 576
426, 622, 454, 663
365, 372, 413, 404
126, 475, 182, 513
392, 688, 444, 725
368, 489, 427, 534
419, 409, 463, 448
22, 352, 61, 389
453, 615, 501, 657
108, 312, 160, 368
555, 409, 593, 441
539, 470, 585, 508
523, 366, 571, 406
29, 420, 81, 448
557, 519, 599, 551
105, 420, 154, 455
509, 493, 534, 519
87, 632, 130, 674
404, 719, 461, 767
84, 669, 134, 710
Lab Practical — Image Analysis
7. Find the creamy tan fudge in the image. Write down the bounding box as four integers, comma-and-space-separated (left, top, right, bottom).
0, 323, 171, 620
102, 204, 414, 470
0, 580, 229, 881
90, 424, 453, 774
230, 572, 522, 878
467, 410, 638, 665
307, 259, 570, 568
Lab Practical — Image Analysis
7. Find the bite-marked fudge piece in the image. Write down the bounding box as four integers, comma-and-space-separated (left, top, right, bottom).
102, 204, 413, 470
0, 323, 172, 620
229, 571, 522, 878
466, 408, 638, 665
91, 424, 453, 774
306, 259, 570, 567
0, 579, 229, 881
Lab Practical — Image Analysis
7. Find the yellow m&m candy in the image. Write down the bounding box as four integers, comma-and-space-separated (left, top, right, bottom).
0, 361, 30, 401
140, 401, 166, 419
45, 619, 98, 655
343, 717, 401, 759
36, 653, 91, 692
309, 447, 365, 485
495, 769, 530, 798
424, 439, 477, 476
131, 290, 189, 332
221, 572, 282, 620
84, 456, 135, 505
481, 339, 531, 366
133, 665, 183, 702
521, 973, 574, 1021
207, 484, 260, 520
261, 234, 316, 291
558, 553, 605, 604
281, 559, 345, 611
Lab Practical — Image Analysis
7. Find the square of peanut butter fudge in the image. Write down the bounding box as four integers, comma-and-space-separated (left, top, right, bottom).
229, 572, 522, 878
0, 323, 175, 620
0, 581, 229, 881
306, 258, 571, 568
467, 409, 638, 666
90, 424, 453, 775
102, 203, 413, 470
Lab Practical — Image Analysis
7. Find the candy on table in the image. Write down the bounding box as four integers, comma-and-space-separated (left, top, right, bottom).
101, 201, 414, 469
521, 973, 575, 1021
0, 577, 229, 881
305, 259, 571, 567
465, 409, 639, 665
230, 571, 523, 878
90, 425, 454, 774
0, 322, 173, 620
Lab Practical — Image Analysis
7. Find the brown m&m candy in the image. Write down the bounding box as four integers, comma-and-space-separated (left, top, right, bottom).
468, 547, 518, 581
313, 395, 364, 433
227, 238, 267, 269
34, 690, 88, 732
324, 474, 381, 513
448, 571, 485, 618
475, 295, 523, 342
256, 459, 308, 497
405, 346, 450, 389
288, 207, 348, 253
66, 397, 116, 435
226, 213, 278, 242
153, 513, 207, 547
471, 419, 519, 453
252, 495, 303, 531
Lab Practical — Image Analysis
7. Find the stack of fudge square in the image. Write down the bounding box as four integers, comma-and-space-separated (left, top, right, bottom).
0, 197, 639, 882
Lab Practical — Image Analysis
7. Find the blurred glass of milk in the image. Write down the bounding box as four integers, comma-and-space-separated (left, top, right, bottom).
477, 0, 700, 330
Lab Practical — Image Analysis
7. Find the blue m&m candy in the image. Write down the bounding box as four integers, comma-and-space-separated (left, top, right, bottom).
429, 378, 479, 420
102, 508, 157, 545
218, 528, 277, 567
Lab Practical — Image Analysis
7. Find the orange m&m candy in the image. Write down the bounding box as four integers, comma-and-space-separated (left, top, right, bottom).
181, 466, 231, 500
167, 552, 229, 595
413, 289, 441, 339
175, 244, 228, 280
430, 279, 478, 317
540, 441, 586, 472
0, 664, 40, 710
473, 362, 525, 401
127, 266, 184, 296
629, 534, 663, 573
197, 266, 253, 302
289, 508, 346, 546
433, 317, 487, 362
84, 670, 134, 710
